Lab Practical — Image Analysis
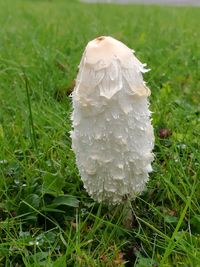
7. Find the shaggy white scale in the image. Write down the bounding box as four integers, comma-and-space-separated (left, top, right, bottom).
71, 36, 154, 205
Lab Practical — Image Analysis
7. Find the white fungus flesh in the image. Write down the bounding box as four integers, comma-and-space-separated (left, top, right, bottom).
71, 36, 154, 205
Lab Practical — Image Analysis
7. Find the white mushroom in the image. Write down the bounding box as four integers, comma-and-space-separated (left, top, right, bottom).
71, 36, 154, 205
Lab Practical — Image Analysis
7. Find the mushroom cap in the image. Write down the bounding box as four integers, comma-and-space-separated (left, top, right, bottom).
71, 36, 154, 205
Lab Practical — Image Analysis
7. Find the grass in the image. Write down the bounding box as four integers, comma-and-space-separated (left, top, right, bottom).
0, 0, 200, 266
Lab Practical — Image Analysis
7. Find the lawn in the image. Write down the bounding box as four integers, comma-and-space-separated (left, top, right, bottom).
0, 0, 200, 266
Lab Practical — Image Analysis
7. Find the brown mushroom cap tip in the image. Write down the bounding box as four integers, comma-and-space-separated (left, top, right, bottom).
85, 36, 133, 66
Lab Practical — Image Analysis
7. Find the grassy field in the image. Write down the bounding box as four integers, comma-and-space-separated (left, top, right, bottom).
0, 0, 200, 266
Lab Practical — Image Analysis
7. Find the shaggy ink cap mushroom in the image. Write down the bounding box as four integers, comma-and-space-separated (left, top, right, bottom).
71, 36, 154, 205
